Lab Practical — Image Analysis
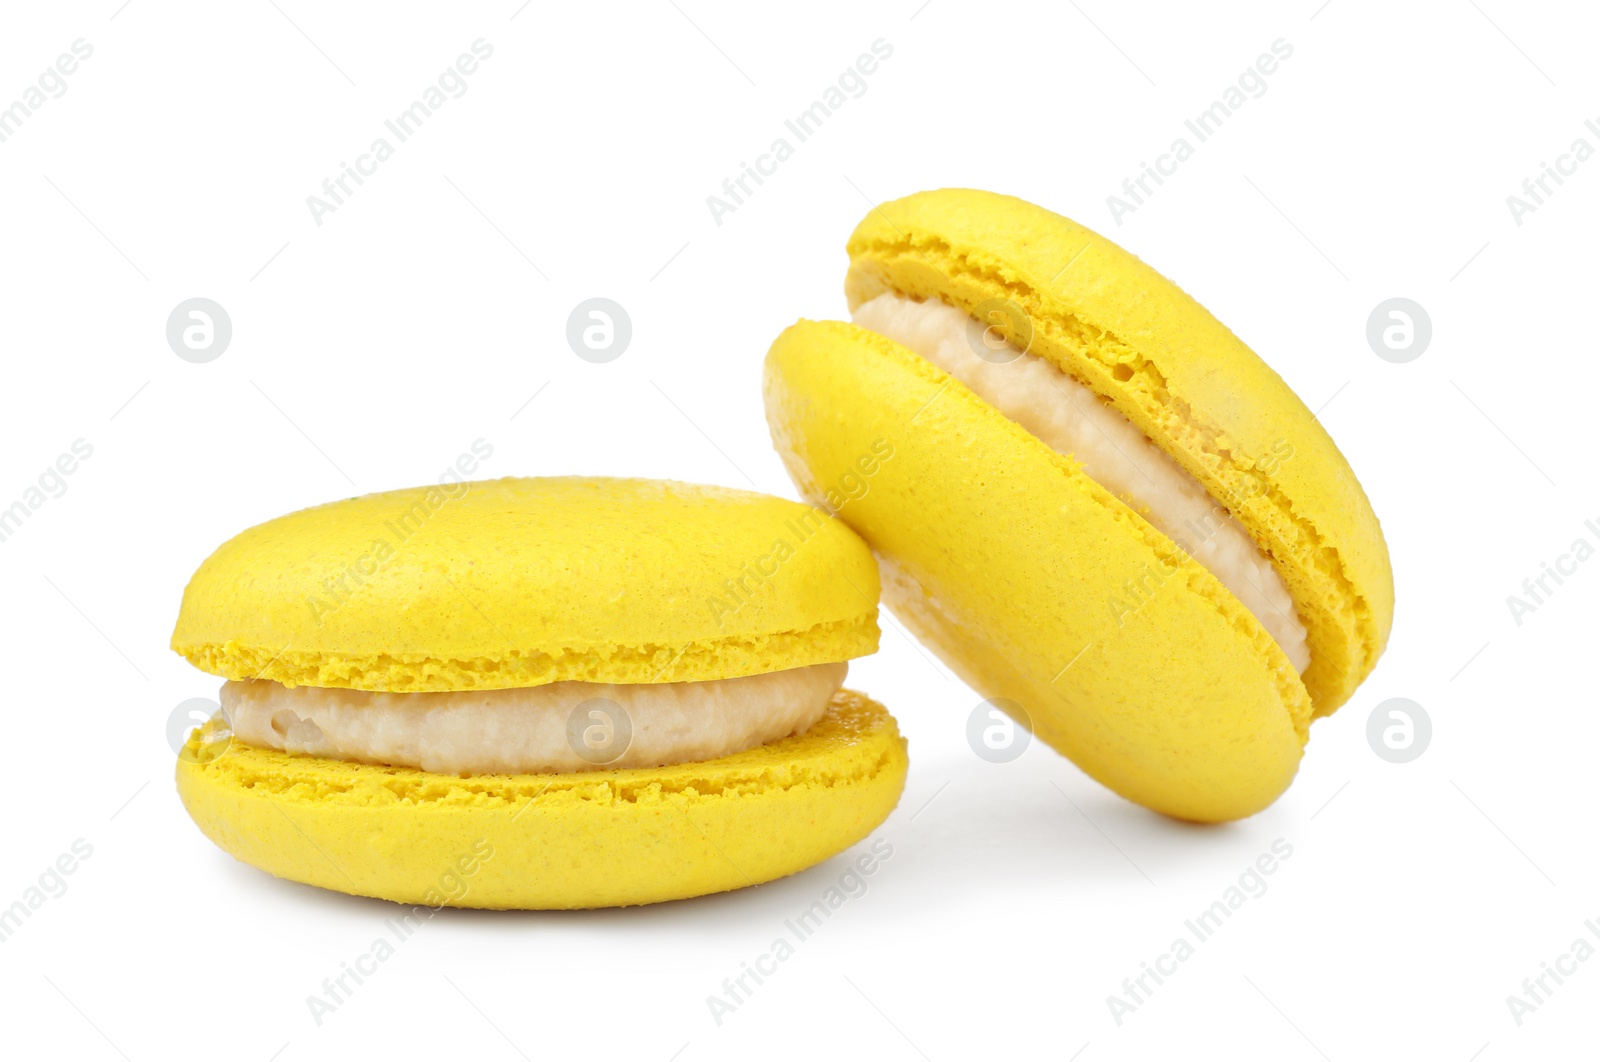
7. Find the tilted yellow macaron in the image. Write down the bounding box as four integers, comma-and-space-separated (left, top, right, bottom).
172, 477, 907, 908
763, 189, 1392, 822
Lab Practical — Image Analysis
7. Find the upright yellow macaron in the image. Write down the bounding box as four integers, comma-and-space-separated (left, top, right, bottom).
764, 189, 1392, 822
173, 477, 907, 908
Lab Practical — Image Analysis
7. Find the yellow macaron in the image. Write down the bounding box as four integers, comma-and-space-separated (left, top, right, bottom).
172, 476, 907, 908
763, 188, 1392, 822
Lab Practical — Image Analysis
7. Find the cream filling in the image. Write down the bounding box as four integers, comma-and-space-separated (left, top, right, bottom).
851, 293, 1310, 672
220, 662, 847, 775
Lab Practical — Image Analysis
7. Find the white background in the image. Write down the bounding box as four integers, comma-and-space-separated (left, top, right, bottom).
1, 1, 1594, 1059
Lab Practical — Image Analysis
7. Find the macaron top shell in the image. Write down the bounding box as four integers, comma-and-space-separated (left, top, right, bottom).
845, 188, 1393, 715
171, 476, 879, 692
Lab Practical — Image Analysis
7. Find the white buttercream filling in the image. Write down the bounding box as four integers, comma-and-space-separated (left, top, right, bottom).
220, 662, 847, 774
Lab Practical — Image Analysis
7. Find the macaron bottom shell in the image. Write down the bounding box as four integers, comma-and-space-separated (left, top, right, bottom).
765, 320, 1309, 822
177, 689, 907, 909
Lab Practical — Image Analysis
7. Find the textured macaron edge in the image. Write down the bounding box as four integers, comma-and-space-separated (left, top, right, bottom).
176, 689, 908, 908
173, 616, 877, 693
769, 320, 1313, 749
844, 189, 1393, 716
